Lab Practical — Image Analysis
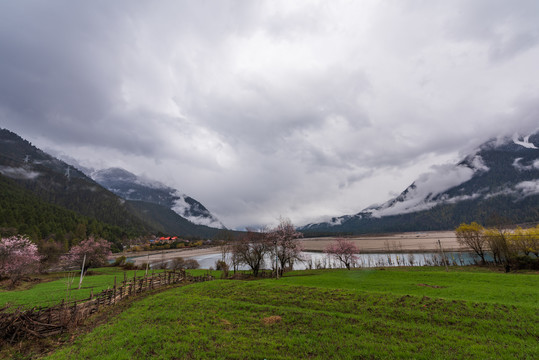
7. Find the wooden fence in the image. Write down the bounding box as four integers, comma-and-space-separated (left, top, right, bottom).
0, 270, 213, 343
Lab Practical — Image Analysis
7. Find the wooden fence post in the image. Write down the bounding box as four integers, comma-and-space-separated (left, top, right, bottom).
113, 276, 117, 304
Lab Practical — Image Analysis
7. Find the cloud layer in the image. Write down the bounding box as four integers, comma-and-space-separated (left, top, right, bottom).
1, 1, 539, 229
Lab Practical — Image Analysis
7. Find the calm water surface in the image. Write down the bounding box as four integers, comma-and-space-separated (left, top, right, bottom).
179, 251, 485, 270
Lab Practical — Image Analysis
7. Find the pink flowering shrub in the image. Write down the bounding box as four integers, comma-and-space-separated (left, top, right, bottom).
60, 237, 112, 271
324, 238, 359, 270
0, 236, 42, 284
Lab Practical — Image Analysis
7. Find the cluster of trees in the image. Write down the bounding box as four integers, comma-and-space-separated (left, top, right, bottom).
217, 219, 364, 276
0, 235, 112, 287
455, 222, 539, 269
218, 218, 304, 277
0, 174, 147, 249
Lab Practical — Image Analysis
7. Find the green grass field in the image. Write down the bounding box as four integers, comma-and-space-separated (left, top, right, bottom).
0, 268, 171, 309
33, 267, 538, 360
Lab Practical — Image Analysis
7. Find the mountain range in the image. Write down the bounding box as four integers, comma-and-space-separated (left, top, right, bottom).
91, 167, 224, 229
2, 127, 538, 241
300, 131, 539, 234
0, 128, 226, 248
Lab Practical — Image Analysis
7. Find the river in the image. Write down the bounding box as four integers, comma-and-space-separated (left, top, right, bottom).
169, 251, 486, 270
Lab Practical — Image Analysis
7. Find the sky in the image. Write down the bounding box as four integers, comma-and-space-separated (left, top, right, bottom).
1, 0, 539, 230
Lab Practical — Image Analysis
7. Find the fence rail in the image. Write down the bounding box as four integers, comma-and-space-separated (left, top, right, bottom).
0, 270, 213, 343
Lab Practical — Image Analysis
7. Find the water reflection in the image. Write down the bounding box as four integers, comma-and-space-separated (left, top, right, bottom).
179, 251, 484, 270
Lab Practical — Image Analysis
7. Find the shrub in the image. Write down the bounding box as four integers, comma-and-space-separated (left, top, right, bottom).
184, 259, 200, 269
509, 255, 539, 270
122, 261, 137, 270
112, 256, 127, 267
170, 257, 185, 270
215, 260, 229, 278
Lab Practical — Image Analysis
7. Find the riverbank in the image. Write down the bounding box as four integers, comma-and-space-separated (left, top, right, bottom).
301, 231, 464, 253
115, 246, 223, 266
117, 231, 465, 266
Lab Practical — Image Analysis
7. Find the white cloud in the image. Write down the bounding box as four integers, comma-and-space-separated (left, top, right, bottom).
1, 1, 539, 229
0, 166, 40, 180
515, 180, 539, 197
370, 162, 477, 217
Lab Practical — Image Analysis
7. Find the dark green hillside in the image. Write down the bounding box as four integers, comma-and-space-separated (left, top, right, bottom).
0, 174, 135, 248
92, 167, 224, 229
0, 129, 154, 237
1, 128, 230, 241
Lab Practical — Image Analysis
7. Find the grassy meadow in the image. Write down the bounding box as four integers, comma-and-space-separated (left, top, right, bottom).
0, 268, 170, 310
22, 267, 536, 360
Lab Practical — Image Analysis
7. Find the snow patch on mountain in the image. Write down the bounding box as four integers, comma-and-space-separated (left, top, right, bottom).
300, 130, 539, 232
513, 134, 538, 149
171, 194, 224, 228
369, 156, 487, 218
92, 167, 225, 229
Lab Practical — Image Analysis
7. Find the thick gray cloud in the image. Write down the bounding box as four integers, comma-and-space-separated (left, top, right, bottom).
1, 1, 538, 229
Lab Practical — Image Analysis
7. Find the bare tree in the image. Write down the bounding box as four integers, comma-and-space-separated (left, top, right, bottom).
510, 226, 539, 257
268, 217, 303, 277
455, 222, 487, 264
484, 227, 514, 265
232, 230, 269, 277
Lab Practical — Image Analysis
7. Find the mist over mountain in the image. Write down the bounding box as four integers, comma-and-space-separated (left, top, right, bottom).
0, 128, 154, 246
301, 131, 539, 234
0, 128, 226, 243
92, 167, 225, 229
0, 129, 152, 230
3, 125, 538, 239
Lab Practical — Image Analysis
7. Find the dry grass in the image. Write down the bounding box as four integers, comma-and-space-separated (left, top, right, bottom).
261, 315, 282, 325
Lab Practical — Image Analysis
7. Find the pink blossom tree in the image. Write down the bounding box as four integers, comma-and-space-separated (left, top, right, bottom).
60, 237, 112, 271
324, 238, 359, 270
268, 217, 304, 276
0, 236, 42, 285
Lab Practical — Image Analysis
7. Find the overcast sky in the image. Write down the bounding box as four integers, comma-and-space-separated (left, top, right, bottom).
1, 1, 539, 229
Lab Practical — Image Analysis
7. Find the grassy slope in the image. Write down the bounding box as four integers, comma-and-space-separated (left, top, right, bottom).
0, 268, 166, 309
278, 267, 539, 307
40, 268, 538, 360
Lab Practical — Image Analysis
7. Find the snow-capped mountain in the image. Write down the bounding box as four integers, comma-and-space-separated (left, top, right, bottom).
301, 131, 539, 233
92, 167, 225, 229
0, 128, 155, 237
